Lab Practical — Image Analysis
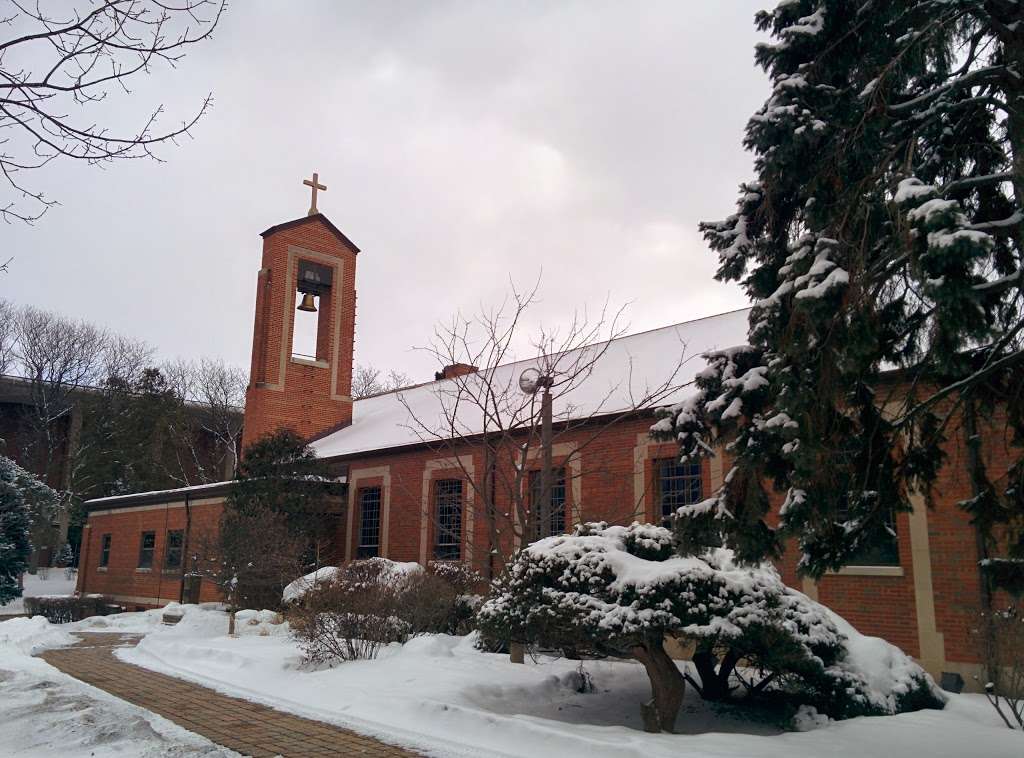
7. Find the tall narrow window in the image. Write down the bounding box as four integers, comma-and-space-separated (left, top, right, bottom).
434, 479, 463, 560
528, 467, 567, 538
99, 534, 112, 568
358, 486, 382, 558
164, 530, 184, 571
137, 531, 156, 569
655, 458, 702, 526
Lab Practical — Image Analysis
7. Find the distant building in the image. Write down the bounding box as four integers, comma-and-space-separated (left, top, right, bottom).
0, 373, 241, 567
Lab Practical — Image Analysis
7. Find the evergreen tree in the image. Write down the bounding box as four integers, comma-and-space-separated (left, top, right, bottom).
478, 522, 942, 732
76, 367, 189, 499
54, 542, 74, 568
655, 1, 1023, 587
211, 430, 339, 608
227, 429, 335, 546
0, 454, 58, 604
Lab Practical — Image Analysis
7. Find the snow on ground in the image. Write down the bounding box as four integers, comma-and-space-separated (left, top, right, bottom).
0, 616, 236, 757
100, 605, 1021, 758
3, 603, 1019, 758
0, 571, 79, 616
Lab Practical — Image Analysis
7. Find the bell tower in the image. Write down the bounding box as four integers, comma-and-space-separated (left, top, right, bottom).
242, 174, 358, 450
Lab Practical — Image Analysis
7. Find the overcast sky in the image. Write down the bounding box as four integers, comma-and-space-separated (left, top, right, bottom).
2, 1, 769, 382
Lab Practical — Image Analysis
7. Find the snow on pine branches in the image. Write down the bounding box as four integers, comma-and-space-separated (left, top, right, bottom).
478, 522, 943, 733
1, 455, 58, 605
658, 0, 1024, 582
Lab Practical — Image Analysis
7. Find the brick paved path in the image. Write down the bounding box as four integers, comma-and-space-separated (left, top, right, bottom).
40, 632, 424, 758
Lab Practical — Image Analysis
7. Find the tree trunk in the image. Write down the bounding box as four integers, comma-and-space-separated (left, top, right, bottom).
692, 644, 738, 701
632, 639, 686, 733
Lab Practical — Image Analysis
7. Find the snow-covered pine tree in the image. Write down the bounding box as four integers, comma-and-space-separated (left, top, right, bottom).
0, 454, 58, 604
655, 1, 1024, 587
477, 522, 942, 732
54, 542, 74, 568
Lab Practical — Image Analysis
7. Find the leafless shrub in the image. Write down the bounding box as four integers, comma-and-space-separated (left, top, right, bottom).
288, 566, 408, 663
427, 560, 485, 594
977, 604, 1024, 731
401, 571, 460, 636
289, 559, 482, 664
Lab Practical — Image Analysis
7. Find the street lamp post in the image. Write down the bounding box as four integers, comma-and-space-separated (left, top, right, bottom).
511, 368, 553, 667
519, 368, 554, 541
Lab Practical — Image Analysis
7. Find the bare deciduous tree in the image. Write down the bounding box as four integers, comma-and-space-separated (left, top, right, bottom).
163, 356, 245, 481
0, 0, 226, 223
352, 364, 411, 399
0, 298, 15, 374
14, 305, 109, 481
399, 279, 690, 576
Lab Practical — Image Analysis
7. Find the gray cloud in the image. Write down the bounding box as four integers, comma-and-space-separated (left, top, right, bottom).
1, 1, 769, 382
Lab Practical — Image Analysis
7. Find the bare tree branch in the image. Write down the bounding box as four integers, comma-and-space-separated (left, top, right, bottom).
0, 0, 226, 223
397, 280, 690, 576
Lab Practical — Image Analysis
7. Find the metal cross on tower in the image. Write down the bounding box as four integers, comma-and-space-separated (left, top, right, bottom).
303, 172, 327, 216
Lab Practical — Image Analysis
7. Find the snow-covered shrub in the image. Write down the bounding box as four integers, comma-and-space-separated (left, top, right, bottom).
288, 564, 410, 663
288, 558, 481, 664
427, 560, 484, 593
426, 560, 485, 635
478, 522, 943, 731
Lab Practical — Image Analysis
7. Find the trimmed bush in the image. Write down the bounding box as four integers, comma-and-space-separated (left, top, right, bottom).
23, 594, 109, 624
478, 522, 944, 732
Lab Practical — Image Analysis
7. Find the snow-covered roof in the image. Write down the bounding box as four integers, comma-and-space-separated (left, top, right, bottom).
85, 480, 236, 508
84, 476, 349, 509
311, 307, 751, 460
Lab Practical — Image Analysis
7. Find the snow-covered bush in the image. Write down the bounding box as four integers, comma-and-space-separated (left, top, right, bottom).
478, 522, 944, 732
288, 558, 483, 664
426, 560, 485, 635
289, 563, 411, 662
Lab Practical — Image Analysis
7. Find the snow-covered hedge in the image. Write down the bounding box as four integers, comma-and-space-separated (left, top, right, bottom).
478, 522, 944, 728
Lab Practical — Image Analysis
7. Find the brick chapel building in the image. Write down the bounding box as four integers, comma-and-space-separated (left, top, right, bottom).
76, 199, 1013, 691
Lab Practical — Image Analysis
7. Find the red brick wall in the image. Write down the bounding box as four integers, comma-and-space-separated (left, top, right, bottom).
77, 499, 225, 608
242, 216, 357, 449
338, 417, 712, 575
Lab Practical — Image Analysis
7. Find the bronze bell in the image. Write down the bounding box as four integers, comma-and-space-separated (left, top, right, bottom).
297, 292, 317, 313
